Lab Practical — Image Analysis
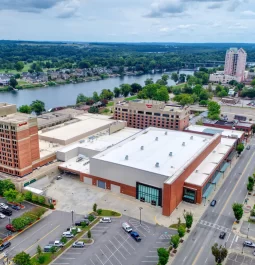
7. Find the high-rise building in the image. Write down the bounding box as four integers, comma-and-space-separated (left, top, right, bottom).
224, 48, 247, 81
114, 100, 190, 131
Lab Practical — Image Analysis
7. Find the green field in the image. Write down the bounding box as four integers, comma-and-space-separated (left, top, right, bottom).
125, 95, 138, 101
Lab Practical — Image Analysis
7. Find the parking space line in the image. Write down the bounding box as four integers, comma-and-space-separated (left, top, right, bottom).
117, 233, 135, 250
52, 263, 70, 265
113, 236, 131, 255
105, 244, 123, 265
95, 254, 104, 265
134, 227, 146, 238
141, 261, 157, 263
100, 249, 114, 265
58, 258, 76, 260
109, 240, 126, 260
90, 258, 96, 265
63, 252, 82, 255
145, 256, 158, 258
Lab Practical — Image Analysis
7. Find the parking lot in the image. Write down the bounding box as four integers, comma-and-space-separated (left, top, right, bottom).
0, 198, 35, 240
52, 215, 176, 265
226, 253, 255, 265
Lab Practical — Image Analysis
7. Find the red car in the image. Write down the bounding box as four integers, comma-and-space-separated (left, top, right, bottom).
6, 224, 16, 232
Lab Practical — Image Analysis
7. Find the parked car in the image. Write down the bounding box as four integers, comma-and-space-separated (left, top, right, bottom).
12, 205, 21, 210
44, 246, 52, 252
130, 231, 141, 242
243, 241, 255, 248
67, 227, 81, 233
100, 217, 111, 223
84, 214, 95, 220
6, 224, 16, 232
210, 200, 217, 207
48, 240, 64, 247
0, 203, 8, 210
72, 241, 85, 248
219, 232, 226, 239
0, 213, 6, 219
0, 208, 12, 216
62, 231, 74, 238
122, 222, 132, 233
75, 220, 89, 226
0, 241, 11, 251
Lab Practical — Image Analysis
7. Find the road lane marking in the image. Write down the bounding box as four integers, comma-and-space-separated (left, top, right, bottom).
24, 225, 60, 253
192, 150, 255, 265
230, 234, 236, 248
235, 236, 239, 242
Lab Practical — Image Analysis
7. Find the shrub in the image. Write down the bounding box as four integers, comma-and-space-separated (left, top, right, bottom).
93, 203, 97, 212
50, 204, 54, 209
60, 237, 67, 244
111, 211, 118, 216
81, 221, 88, 228
24, 191, 32, 201
87, 230, 91, 239
97, 209, 102, 215
38, 196, 45, 204
38, 255, 45, 264
88, 215, 95, 222
32, 194, 38, 202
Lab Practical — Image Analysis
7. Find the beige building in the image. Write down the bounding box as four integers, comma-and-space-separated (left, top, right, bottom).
114, 100, 190, 131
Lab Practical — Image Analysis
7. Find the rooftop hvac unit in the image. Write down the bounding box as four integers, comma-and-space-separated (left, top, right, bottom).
169, 152, 173, 157
195, 170, 199, 173
79, 140, 85, 143
141, 146, 144, 150
213, 150, 216, 153
155, 137, 159, 141
190, 136, 193, 140
203, 139, 206, 142
125, 155, 129, 160
182, 142, 185, 146
155, 162, 159, 168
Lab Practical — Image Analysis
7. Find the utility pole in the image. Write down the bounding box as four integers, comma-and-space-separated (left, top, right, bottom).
139, 207, 143, 225
71, 210, 74, 226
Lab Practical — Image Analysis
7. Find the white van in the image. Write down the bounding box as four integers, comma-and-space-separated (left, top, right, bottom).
62, 231, 74, 238
122, 222, 132, 233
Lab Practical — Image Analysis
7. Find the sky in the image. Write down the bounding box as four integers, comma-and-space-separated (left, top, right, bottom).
0, 0, 254, 42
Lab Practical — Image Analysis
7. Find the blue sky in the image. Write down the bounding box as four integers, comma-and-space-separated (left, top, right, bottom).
0, 0, 254, 42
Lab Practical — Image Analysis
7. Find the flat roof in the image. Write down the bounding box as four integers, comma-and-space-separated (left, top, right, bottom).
58, 127, 140, 154
59, 156, 90, 174
39, 117, 114, 142
93, 127, 216, 182
185, 138, 236, 186
0, 112, 34, 124
186, 125, 244, 139
39, 140, 63, 158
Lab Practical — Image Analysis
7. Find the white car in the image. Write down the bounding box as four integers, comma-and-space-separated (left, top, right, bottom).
0, 213, 6, 219
0, 203, 8, 210
100, 217, 111, 223
67, 227, 82, 233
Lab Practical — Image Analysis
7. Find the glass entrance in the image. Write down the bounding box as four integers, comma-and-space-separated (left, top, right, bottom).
136, 182, 162, 206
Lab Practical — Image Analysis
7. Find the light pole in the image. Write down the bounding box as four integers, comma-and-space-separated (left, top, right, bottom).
8, 217, 11, 225
71, 210, 74, 226
139, 207, 143, 225
242, 243, 244, 254
247, 223, 250, 238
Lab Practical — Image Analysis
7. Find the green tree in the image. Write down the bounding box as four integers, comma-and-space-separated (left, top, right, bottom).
170, 234, 180, 249
60, 236, 67, 244
173, 94, 194, 106
172, 87, 182, 95
251, 79, 255, 87
236, 143, 244, 155
161, 74, 169, 82
120, 84, 131, 97
193, 84, 203, 96
248, 176, 254, 186
131, 83, 142, 94
10, 77, 18, 88
155, 86, 169, 101
38, 196, 45, 204
178, 225, 186, 239
12, 217, 26, 231
247, 182, 253, 192
144, 78, 154, 85
157, 247, 169, 265
113, 87, 121, 98
93, 203, 97, 212
37, 245, 42, 257
30, 100, 45, 115
79, 61, 91, 69
3, 189, 18, 203
87, 229, 92, 239
76, 93, 87, 104
13, 251, 32, 265
211, 243, 228, 264
183, 212, 193, 230
100, 89, 114, 100
32, 194, 38, 202
171, 73, 179, 83
88, 106, 99, 113
0, 179, 15, 196
232, 203, 243, 221
217, 90, 228, 97
208, 101, 220, 120
15, 192, 24, 205
199, 100, 208, 106
50, 246, 57, 258
93, 92, 100, 102
179, 74, 186, 83
15, 61, 25, 71
24, 191, 32, 201
19, 105, 32, 114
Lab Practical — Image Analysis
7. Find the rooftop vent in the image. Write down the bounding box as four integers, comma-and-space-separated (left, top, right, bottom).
125, 155, 129, 160
155, 137, 159, 141
169, 152, 173, 157
213, 150, 216, 153
203, 139, 206, 142
165, 131, 168, 135
155, 162, 159, 168
190, 136, 193, 140
182, 142, 185, 146
141, 146, 144, 150
195, 170, 199, 173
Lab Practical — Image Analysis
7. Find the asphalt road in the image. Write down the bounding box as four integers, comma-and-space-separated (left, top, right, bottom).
173, 137, 255, 265
52, 215, 176, 265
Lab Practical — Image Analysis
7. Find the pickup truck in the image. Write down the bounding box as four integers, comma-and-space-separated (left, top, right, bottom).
48, 240, 64, 247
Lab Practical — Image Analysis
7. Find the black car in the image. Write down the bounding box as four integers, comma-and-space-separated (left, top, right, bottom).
219, 232, 226, 239
130, 232, 141, 242
12, 205, 21, 210
0, 208, 12, 216
210, 200, 217, 207
0, 241, 11, 251
75, 220, 89, 226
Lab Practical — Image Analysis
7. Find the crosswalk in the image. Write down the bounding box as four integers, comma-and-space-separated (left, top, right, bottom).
199, 220, 231, 233
159, 234, 172, 240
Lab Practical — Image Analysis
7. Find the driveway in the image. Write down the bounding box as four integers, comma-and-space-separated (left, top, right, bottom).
52, 215, 176, 265
44, 174, 163, 225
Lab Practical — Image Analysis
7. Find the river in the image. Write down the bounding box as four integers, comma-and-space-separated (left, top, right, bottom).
0, 70, 193, 109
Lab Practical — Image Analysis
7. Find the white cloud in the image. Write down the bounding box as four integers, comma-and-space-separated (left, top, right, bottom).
241, 10, 255, 16
55, 0, 81, 18
228, 22, 247, 29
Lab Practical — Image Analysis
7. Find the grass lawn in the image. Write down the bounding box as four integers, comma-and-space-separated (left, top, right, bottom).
31, 253, 52, 265
17, 79, 30, 85
169, 223, 186, 229
107, 101, 114, 107
97, 209, 121, 217
0, 62, 32, 74
173, 83, 186, 89
125, 95, 138, 101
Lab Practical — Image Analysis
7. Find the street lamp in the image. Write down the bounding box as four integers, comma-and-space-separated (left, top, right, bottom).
247, 223, 250, 238
71, 210, 74, 226
139, 207, 143, 225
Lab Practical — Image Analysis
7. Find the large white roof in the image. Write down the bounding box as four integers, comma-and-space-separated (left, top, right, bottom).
93, 127, 216, 182
185, 138, 236, 186
186, 125, 244, 139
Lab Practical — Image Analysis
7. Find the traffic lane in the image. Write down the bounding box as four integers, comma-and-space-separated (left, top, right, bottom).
6, 210, 83, 258
0, 200, 35, 240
